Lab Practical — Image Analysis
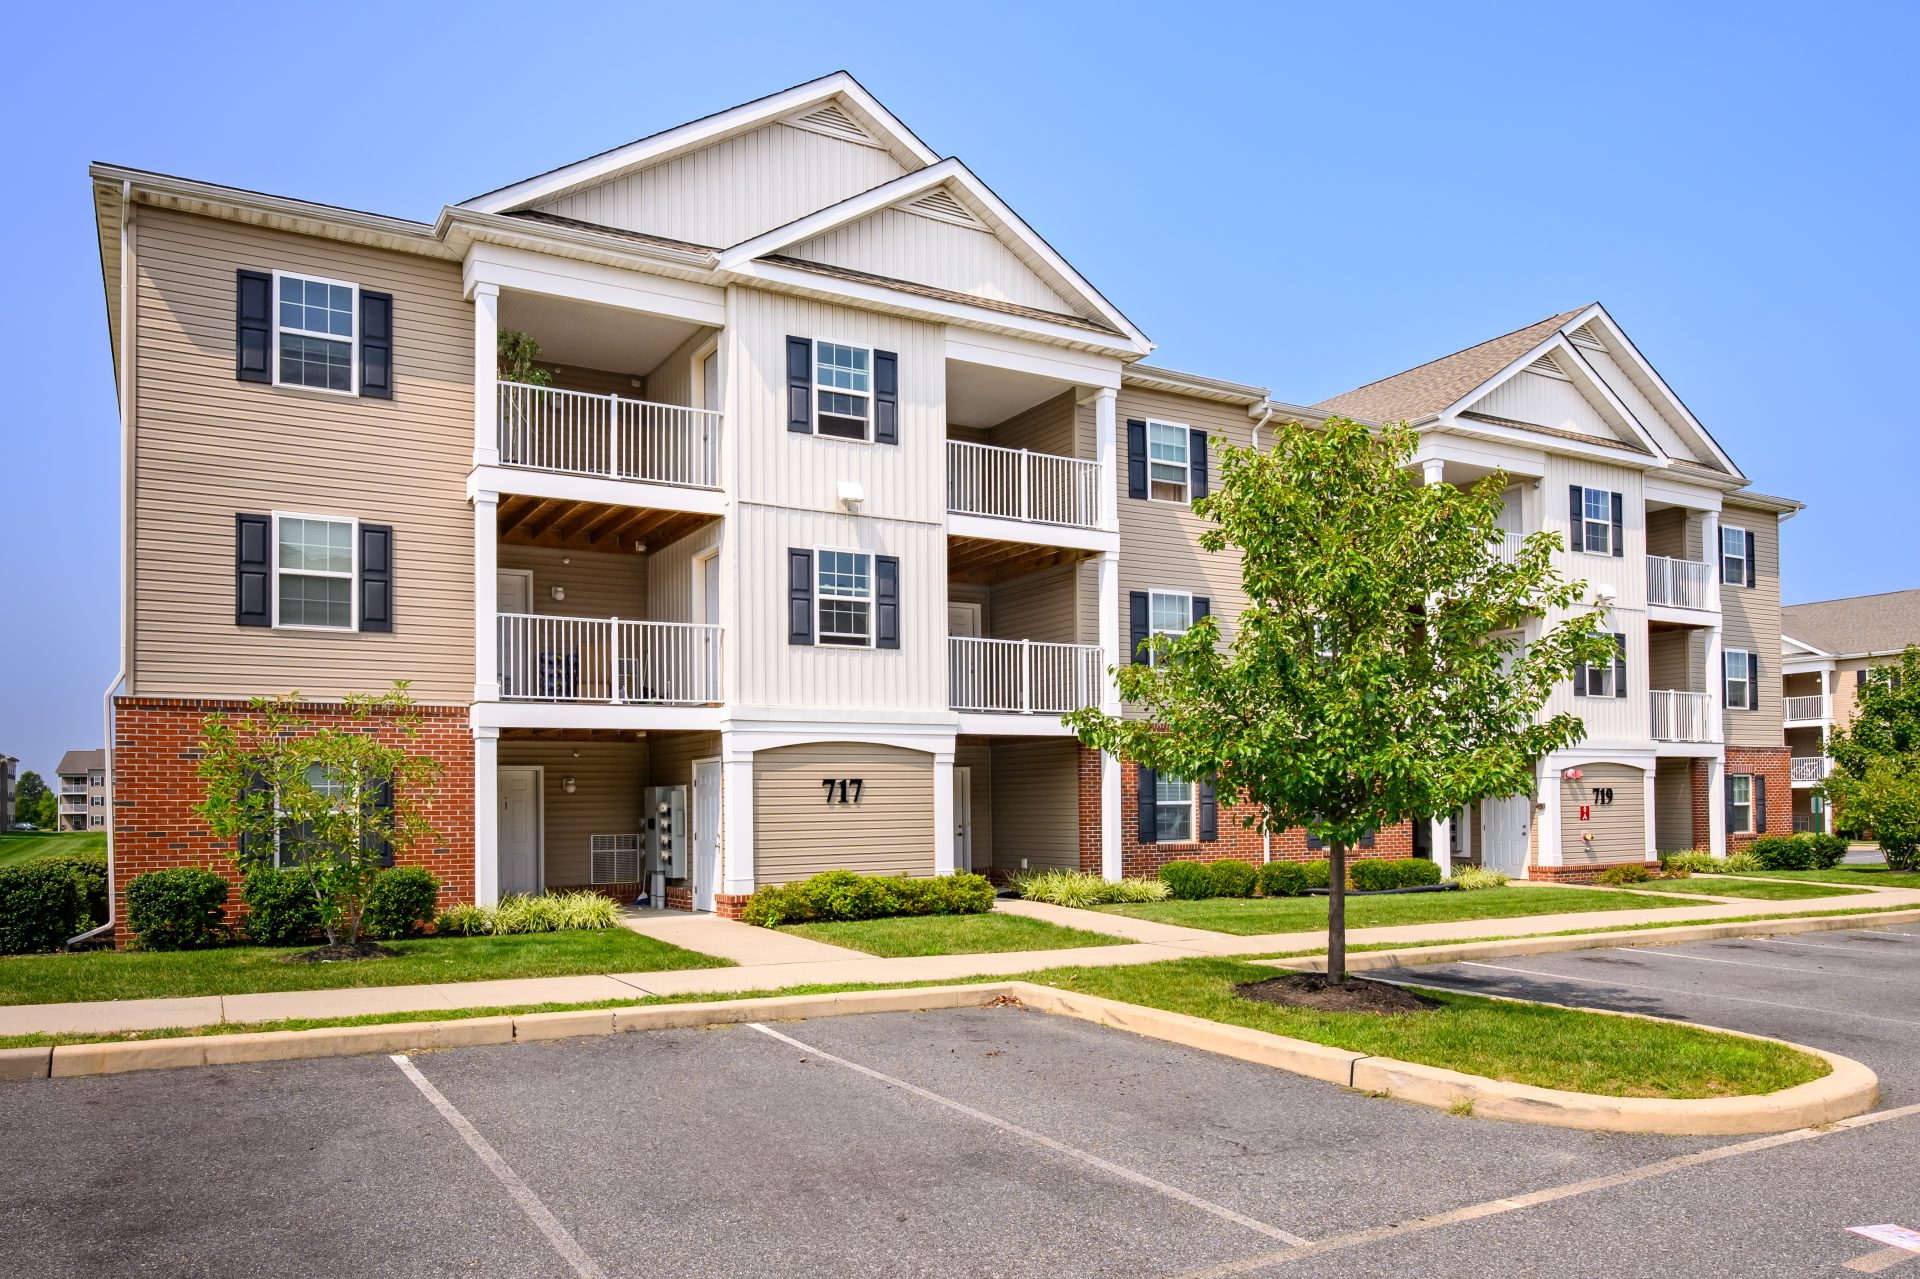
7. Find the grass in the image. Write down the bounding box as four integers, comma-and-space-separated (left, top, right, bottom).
0, 928, 728, 1006
0, 831, 104, 869
782, 912, 1124, 957
1624, 877, 1865, 901
1097, 885, 1656, 936
1733, 867, 1920, 890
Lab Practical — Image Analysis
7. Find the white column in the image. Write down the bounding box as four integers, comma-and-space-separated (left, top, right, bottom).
1421, 458, 1445, 486
933, 748, 957, 875
1702, 508, 1722, 616
1430, 816, 1453, 879
472, 283, 500, 467
1703, 623, 1724, 738
473, 726, 499, 906
721, 736, 755, 896
1707, 753, 1727, 857
1101, 753, 1122, 881
474, 490, 500, 702
1092, 386, 1118, 531
1538, 760, 1563, 870
1097, 545, 1123, 880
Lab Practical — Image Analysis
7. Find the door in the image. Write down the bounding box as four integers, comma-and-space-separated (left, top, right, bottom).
498, 767, 542, 897
952, 766, 973, 872
948, 603, 982, 637
1482, 794, 1530, 877
692, 758, 721, 912
497, 569, 532, 614
495, 571, 533, 695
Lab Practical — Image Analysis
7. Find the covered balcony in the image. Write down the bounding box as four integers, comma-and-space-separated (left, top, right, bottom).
1650, 689, 1718, 743
1646, 554, 1715, 610
1784, 691, 1833, 727
948, 528, 1110, 731
944, 356, 1113, 546
1645, 500, 1721, 620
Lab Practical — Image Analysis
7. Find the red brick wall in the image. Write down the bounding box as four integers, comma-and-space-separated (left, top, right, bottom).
111, 696, 473, 946
1688, 750, 1792, 851
1077, 747, 1102, 874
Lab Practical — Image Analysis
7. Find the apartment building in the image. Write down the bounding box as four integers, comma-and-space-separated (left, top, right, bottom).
0, 754, 16, 827
90, 73, 1794, 928
55, 750, 109, 831
1781, 588, 1920, 834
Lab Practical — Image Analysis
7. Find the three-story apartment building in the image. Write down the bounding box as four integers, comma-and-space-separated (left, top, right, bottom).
91, 73, 1795, 931
55, 750, 109, 832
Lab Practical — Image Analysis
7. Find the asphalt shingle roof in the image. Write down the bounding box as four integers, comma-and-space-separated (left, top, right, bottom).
1782, 589, 1920, 657
1311, 308, 1588, 423
56, 749, 105, 777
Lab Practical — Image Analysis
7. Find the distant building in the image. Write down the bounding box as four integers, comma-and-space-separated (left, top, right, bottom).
55, 750, 109, 832
0, 754, 16, 826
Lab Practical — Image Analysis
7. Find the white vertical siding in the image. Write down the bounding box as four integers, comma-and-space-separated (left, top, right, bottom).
1576, 342, 1709, 466
1540, 457, 1647, 744
1474, 371, 1635, 449
789, 208, 1074, 314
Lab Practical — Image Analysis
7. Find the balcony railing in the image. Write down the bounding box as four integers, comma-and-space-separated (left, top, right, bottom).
1650, 689, 1717, 742
497, 381, 721, 489
947, 440, 1103, 530
498, 613, 721, 705
1791, 756, 1831, 785
1492, 530, 1523, 565
1784, 694, 1832, 724
1647, 555, 1714, 610
949, 636, 1105, 714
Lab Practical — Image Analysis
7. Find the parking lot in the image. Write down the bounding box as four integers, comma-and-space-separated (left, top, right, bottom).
4, 927, 1919, 1278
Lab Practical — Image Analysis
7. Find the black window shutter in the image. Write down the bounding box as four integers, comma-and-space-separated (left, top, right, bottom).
363, 774, 396, 868
1129, 591, 1150, 664
1748, 651, 1761, 710
1722, 651, 1729, 705
1754, 774, 1767, 833
1127, 419, 1148, 499
1360, 828, 1376, 849
1613, 632, 1628, 699
1744, 530, 1756, 588
235, 513, 272, 626
1189, 429, 1209, 500
1858, 668, 1867, 689
873, 350, 898, 445
1191, 596, 1210, 627
786, 337, 812, 434
236, 270, 273, 383
1573, 659, 1587, 698
358, 524, 393, 633
874, 555, 900, 649
1307, 829, 1324, 851
1610, 492, 1624, 558
1725, 778, 1738, 834
787, 549, 814, 645
1567, 485, 1584, 552
1137, 765, 1158, 844
1198, 779, 1218, 841
359, 291, 393, 399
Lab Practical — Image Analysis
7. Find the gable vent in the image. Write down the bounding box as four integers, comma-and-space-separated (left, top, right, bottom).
900, 187, 984, 229
1569, 323, 1607, 351
1527, 352, 1569, 379
786, 101, 877, 147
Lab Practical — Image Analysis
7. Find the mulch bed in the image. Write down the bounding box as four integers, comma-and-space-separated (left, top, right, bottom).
1234, 972, 1442, 1014
283, 941, 401, 964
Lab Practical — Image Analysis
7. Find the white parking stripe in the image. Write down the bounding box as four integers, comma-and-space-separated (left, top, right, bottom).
391, 1055, 607, 1279
1755, 937, 1885, 953
1625, 948, 1896, 977
1444, 961, 1920, 1026
746, 1022, 1311, 1248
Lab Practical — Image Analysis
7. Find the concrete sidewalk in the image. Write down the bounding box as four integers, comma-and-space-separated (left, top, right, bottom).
6, 881, 1918, 1040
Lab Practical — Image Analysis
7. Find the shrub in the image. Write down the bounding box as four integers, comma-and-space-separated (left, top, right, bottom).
240, 865, 323, 946
1255, 861, 1308, 898
1350, 858, 1443, 891
1721, 851, 1762, 874
1302, 859, 1332, 890
0, 861, 92, 954
1749, 833, 1847, 871
1206, 859, 1258, 898
1660, 851, 1719, 875
1105, 876, 1174, 903
1661, 865, 1692, 879
1797, 833, 1849, 869
1157, 860, 1215, 901
1595, 863, 1654, 886
125, 868, 229, 950
360, 867, 441, 940
742, 871, 996, 927
36, 850, 108, 930
1013, 869, 1171, 907
1451, 866, 1508, 891
434, 903, 491, 937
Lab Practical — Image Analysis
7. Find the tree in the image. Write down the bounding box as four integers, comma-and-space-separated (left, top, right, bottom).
194, 684, 442, 948
13, 772, 54, 829
1065, 417, 1615, 981
1824, 645, 1920, 870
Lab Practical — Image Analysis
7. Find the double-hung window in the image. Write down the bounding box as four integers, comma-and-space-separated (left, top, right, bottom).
814, 341, 872, 440
1147, 422, 1190, 503
1149, 591, 1192, 665
275, 272, 358, 393
1725, 650, 1753, 710
1721, 526, 1748, 586
275, 514, 357, 630
1155, 774, 1195, 842
817, 549, 874, 646
1581, 651, 1616, 697
1728, 774, 1753, 834
1578, 486, 1612, 555
276, 763, 354, 867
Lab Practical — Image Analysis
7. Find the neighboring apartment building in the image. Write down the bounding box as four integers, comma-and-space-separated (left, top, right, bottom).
1781, 588, 1920, 834
0, 754, 16, 827
55, 750, 109, 832
90, 73, 1796, 930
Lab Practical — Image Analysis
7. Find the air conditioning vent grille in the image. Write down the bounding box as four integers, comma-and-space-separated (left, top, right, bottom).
589, 833, 641, 885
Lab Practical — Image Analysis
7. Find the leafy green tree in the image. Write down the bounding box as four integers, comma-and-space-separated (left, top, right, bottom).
1825, 645, 1920, 870
194, 684, 442, 948
1065, 417, 1614, 981
13, 772, 54, 829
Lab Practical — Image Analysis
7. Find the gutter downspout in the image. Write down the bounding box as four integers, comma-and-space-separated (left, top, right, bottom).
1247, 405, 1274, 862
70, 180, 133, 949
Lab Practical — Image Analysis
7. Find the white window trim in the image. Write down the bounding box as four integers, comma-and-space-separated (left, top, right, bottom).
814, 545, 876, 649
1577, 485, 1613, 557
810, 336, 874, 445
270, 269, 360, 397
1725, 648, 1754, 711
1155, 773, 1198, 844
1721, 525, 1749, 587
1147, 589, 1193, 667
1145, 419, 1192, 505
271, 511, 359, 633
1728, 773, 1754, 835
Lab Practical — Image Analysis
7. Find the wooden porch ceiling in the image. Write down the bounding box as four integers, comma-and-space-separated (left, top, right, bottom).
497, 495, 716, 552
499, 728, 652, 742
947, 535, 1095, 584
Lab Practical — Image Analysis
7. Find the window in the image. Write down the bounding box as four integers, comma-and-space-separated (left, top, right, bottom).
275, 514, 357, 630
1578, 486, 1612, 555
91, 797, 103, 807
1725, 650, 1752, 710
1728, 774, 1753, 834
275, 272, 357, 393
1578, 630, 1621, 697
817, 549, 874, 646
1155, 774, 1195, 843
1721, 526, 1748, 586
1147, 422, 1190, 503
814, 341, 871, 440
90, 816, 104, 828
276, 763, 354, 868
1149, 591, 1192, 665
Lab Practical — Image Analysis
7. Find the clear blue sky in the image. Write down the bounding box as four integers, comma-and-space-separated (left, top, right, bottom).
1, 1, 1913, 782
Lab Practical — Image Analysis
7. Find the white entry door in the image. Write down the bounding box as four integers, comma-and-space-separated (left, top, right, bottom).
1482, 794, 1530, 878
497, 569, 532, 614
498, 767, 542, 897
948, 603, 982, 637
691, 758, 722, 912
952, 766, 973, 872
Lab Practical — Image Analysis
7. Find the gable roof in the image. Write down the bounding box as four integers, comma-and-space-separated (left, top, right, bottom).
1311, 309, 1585, 423
1781, 589, 1920, 657
56, 749, 104, 776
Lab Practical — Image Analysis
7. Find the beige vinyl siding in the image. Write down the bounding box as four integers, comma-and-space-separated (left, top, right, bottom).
643, 326, 716, 409
130, 208, 473, 703
1645, 507, 1688, 559
646, 521, 722, 623
496, 740, 649, 887
648, 730, 721, 790
1558, 762, 1647, 865
1721, 499, 1784, 748
541, 362, 642, 398
753, 742, 934, 883
790, 207, 1074, 314
982, 389, 1076, 454
1648, 628, 1694, 693
498, 544, 646, 620
954, 737, 995, 872
1654, 761, 1695, 852
989, 562, 1083, 643
989, 738, 1080, 873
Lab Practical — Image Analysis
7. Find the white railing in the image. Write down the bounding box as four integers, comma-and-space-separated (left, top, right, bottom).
1647, 555, 1714, 610
1650, 689, 1717, 742
497, 613, 722, 705
947, 440, 1103, 530
1784, 694, 1832, 724
497, 381, 721, 489
949, 636, 1105, 714
1492, 530, 1522, 565
1791, 756, 1831, 785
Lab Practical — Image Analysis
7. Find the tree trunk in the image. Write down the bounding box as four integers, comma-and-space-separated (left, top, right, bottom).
1328, 840, 1348, 983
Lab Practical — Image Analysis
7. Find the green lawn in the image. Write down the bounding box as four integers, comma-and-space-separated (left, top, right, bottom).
1097, 886, 1654, 936
782, 912, 1124, 957
0, 928, 727, 1006
0, 831, 105, 869
1732, 867, 1920, 890
1626, 877, 1865, 901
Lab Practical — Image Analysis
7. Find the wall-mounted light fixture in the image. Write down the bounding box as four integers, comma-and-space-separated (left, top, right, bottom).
550, 585, 566, 602
562, 776, 577, 794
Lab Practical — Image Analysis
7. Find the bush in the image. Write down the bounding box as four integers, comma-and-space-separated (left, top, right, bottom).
125, 868, 229, 950
1595, 863, 1654, 886
1206, 859, 1258, 898
1452, 866, 1508, 890
1798, 833, 1849, 869
1721, 851, 1762, 874
1014, 869, 1171, 907
362, 867, 442, 940
1256, 861, 1308, 898
240, 865, 323, 946
1302, 859, 1332, 890
0, 861, 93, 954
36, 850, 107, 930
742, 871, 996, 927
434, 903, 491, 937
1660, 851, 1719, 875
491, 890, 622, 935
1661, 865, 1692, 879
1750, 833, 1848, 871
1350, 859, 1443, 891
1157, 860, 1215, 901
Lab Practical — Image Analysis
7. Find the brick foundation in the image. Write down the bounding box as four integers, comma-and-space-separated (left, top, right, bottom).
713, 892, 751, 921
110, 696, 474, 947
1527, 862, 1648, 883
